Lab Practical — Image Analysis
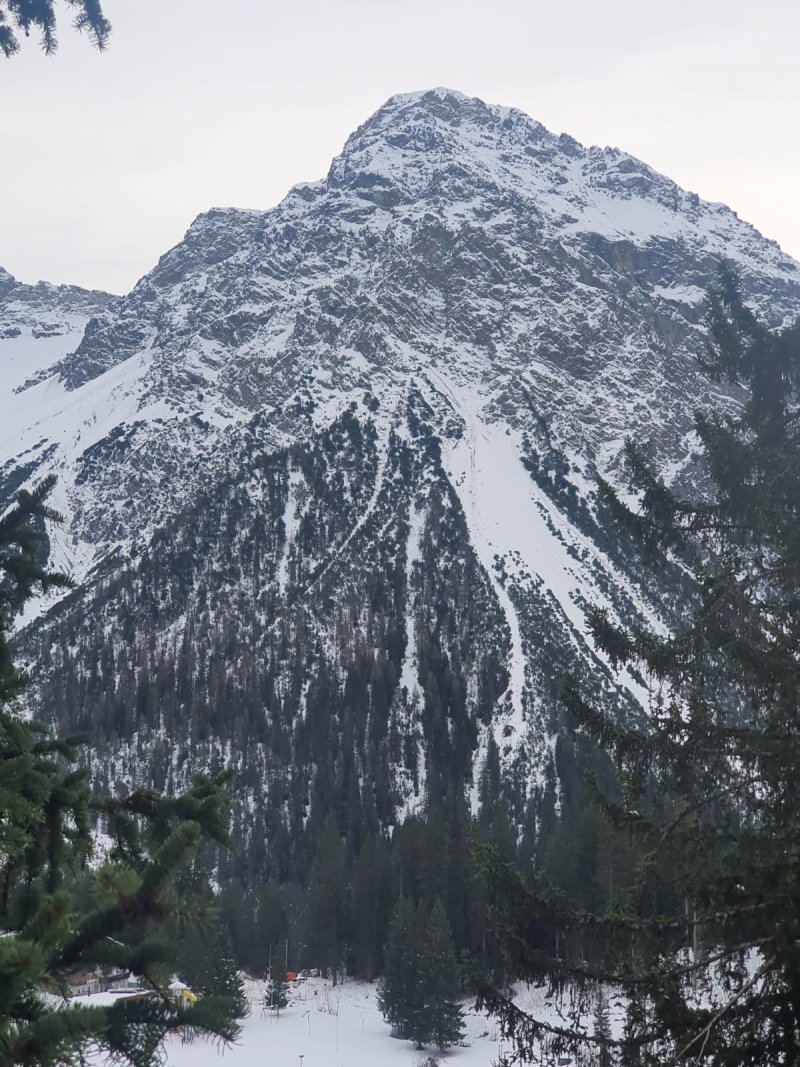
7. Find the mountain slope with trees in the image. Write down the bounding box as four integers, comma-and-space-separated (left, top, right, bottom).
4, 87, 800, 911
477, 270, 800, 1064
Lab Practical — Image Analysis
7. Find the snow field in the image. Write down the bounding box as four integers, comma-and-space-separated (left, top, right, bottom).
161, 978, 506, 1067
157, 978, 626, 1067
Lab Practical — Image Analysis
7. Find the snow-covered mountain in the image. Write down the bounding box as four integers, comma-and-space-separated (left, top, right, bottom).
0, 267, 114, 522
6, 88, 800, 869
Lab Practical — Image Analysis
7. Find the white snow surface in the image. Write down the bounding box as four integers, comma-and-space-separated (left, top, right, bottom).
80, 977, 612, 1067
432, 371, 654, 742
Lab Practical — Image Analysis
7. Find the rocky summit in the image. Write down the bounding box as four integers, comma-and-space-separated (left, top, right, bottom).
4, 88, 800, 878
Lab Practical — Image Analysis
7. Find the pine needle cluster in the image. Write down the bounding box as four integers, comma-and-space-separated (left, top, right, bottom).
0, 0, 110, 57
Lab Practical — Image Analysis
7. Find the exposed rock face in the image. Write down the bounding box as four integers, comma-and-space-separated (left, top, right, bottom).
4, 89, 800, 874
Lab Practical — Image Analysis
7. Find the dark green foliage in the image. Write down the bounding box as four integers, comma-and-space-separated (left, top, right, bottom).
476, 268, 800, 1064
418, 900, 465, 1050
305, 814, 348, 983
377, 896, 424, 1043
349, 833, 392, 980
620, 995, 649, 1067
177, 922, 248, 1020
0, 0, 110, 57
265, 955, 289, 1013
378, 897, 464, 1051
0, 477, 243, 1065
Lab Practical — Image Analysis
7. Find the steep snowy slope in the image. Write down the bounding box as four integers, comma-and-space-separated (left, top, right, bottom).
7, 89, 800, 864
0, 267, 114, 520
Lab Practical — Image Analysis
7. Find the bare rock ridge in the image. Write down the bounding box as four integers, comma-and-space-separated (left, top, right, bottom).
3, 89, 800, 872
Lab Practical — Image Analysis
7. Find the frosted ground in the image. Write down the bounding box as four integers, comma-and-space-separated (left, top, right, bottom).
154, 977, 599, 1067
163, 978, 503, 1067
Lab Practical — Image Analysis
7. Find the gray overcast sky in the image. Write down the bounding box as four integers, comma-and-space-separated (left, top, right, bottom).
3, 0, 799, 295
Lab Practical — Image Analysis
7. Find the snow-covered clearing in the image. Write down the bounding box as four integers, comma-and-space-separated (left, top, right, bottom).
152, 979, 509, 1067
138, 978, 621, 1067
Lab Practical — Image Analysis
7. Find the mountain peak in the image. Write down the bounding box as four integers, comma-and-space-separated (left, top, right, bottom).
327, 86, 555, 200
377, 86, 519, 124
7, 88, 800, 860
346, 85, 546, 143
385, 86, 477, 108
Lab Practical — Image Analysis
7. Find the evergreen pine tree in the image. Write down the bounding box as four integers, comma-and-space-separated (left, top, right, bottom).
378, 897, 464, 1050
475, 267, 800, 1064
265, 955, 290, 1014
417, 899, 465, 1051
620, 995, 649, 1067
350, 833, 391, 980
252, 889, 289, 976
305, 814, 347, 984
183, 924, 248, 1020
377, 896, 421, 1040
0, 477, 243, 1065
